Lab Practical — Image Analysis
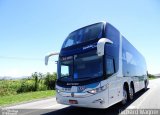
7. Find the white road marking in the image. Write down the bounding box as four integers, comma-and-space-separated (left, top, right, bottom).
127, 105, 136, 109
43, 104, 68, 109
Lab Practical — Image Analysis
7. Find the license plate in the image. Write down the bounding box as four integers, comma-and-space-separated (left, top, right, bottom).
69, 100, 78, 104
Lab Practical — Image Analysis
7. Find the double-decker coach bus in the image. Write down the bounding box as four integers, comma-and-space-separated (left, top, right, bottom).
45, 22, 148, 108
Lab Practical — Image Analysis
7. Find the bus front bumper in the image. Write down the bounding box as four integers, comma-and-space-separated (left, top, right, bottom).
56, 90, 109, 109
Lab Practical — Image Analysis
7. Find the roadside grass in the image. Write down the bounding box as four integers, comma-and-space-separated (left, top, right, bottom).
0, 90, 56, 107
149, 77, 156, 80
148, 74, 157, 80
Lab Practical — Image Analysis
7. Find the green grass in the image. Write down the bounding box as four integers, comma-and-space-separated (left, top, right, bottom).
149, 77, 156, 80
0, 90, 56, 107
148, 74, 157, 80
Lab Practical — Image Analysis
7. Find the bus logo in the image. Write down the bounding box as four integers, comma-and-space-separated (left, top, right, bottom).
83, 44, 97, 50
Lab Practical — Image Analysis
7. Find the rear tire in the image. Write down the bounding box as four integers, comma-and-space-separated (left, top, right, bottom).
121, 87, 128, 105
129, 86, 134, 100
144, 81, 147, 91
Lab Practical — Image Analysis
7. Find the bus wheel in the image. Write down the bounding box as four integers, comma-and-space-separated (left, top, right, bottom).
144, 81, 147, 91
129, 86, 134, 100
122, 87, 128, 105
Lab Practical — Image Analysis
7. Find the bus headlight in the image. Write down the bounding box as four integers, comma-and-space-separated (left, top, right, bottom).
56, 88, 61, 93
87, 85, 108, 94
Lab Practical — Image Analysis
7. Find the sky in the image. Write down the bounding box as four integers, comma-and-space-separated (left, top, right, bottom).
0, 0, 160, 77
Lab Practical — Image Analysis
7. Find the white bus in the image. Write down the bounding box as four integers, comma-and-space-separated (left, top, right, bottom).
45, 22, 148, 108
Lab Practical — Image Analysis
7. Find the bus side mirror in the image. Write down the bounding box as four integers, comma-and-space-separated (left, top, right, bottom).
97, 38, 113, 56
45, 56, 49, 65
45, 52, 59, 65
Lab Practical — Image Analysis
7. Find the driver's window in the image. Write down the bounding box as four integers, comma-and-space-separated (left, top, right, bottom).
106, 58, 115, 76
61, 65, 69, 77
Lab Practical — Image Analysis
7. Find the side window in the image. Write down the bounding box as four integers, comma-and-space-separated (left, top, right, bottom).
61, 65, 69, 77
106, 58, 115, 76
65, 39, 74, 47
106, 23, 119, 46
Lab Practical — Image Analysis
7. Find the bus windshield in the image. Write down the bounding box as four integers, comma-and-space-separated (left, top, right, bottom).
59, 51, 103, 80
74, 55, 103, 79
62, 23, 103, 48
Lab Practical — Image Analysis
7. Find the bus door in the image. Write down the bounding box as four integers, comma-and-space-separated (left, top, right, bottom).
105, 57, 119, 105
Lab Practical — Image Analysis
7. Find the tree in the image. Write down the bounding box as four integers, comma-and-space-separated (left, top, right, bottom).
32, 72, 44, 91
44, 72, 57, 90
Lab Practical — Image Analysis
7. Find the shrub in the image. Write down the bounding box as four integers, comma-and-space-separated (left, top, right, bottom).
0, 80, 20, 96
148, 73, 156, 79
1, 72, 57, 96
44, 72, 57, 90
38, 83, 47, 91
17, 80, 35, 93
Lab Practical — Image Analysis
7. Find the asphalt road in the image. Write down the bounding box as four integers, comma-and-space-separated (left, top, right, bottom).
1, 78, 160, 115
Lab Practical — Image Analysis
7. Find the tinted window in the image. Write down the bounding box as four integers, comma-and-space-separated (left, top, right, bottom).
74, 51, 103, 79
61, 65, 69, 77
105, 23, 120, 73
106, 58, 115, 76
58, 50, 103, 80
106, 23, 119, 45
62, 23, 103, 48
59, 58, 73, 78
122, 36, 147, 77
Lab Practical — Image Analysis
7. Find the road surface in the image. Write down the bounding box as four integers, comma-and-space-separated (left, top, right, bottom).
1, 78, 160, 115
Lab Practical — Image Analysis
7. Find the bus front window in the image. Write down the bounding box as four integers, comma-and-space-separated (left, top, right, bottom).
59, 51, 103, 80
74, 54, 103, 80
62, 23, 103, 48
60, 59, 73, 79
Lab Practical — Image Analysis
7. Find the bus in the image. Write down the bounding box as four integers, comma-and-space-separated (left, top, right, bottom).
45, 22, 148, 108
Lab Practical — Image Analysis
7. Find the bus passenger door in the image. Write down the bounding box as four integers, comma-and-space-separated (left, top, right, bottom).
105, 57, 119, 106
108, 76, 119, 106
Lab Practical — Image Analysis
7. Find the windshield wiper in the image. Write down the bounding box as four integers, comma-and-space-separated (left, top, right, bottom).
59, 76, 72, 80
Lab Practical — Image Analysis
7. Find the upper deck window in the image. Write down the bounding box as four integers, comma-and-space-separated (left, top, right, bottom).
62, 23, 104, 48
105, 23, 120, 46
